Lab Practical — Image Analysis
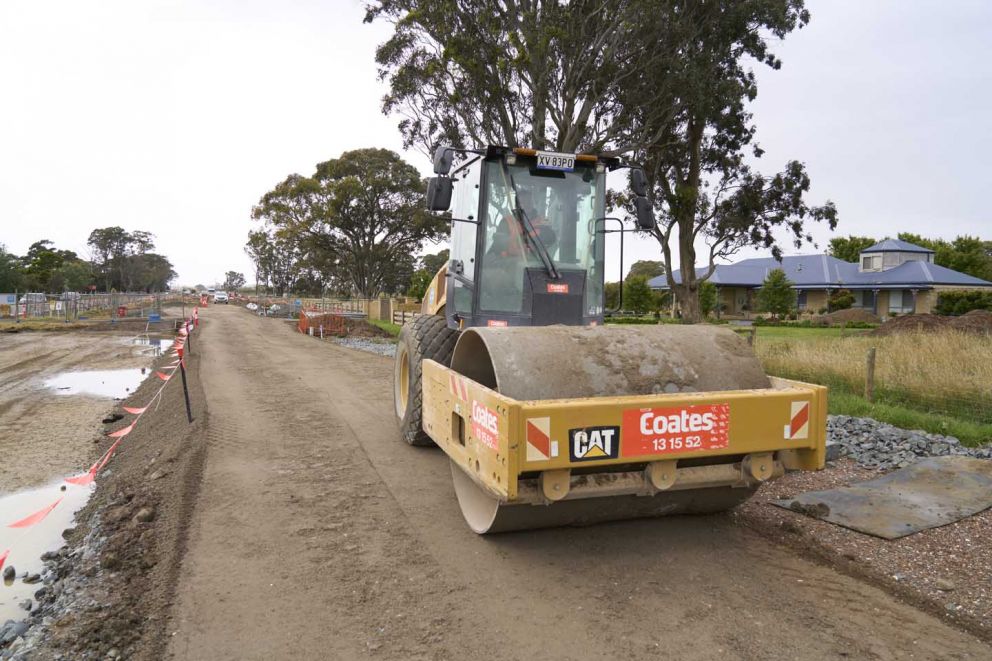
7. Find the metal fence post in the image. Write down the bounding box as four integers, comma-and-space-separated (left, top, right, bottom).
865, 347, 876, 403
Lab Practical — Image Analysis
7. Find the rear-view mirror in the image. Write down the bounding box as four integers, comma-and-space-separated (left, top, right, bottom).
433, 145, 454, 175
426, 177, 452, 211
630, 168, 648, 197
634, 196, 655, 230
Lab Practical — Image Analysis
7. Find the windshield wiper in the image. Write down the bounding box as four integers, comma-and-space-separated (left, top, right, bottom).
500, 161, 561, 280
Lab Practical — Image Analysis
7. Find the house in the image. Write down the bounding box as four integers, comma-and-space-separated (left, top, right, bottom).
648, 239, 992, 317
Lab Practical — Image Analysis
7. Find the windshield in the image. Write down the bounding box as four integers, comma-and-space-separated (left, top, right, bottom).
478, 160, 604, 315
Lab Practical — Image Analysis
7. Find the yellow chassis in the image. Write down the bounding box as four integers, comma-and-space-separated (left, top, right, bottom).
422, 360, 826, 504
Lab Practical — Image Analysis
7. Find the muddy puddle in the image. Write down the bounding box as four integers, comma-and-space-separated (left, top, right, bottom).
44, 368, 150, 399
0, 481, 94, 622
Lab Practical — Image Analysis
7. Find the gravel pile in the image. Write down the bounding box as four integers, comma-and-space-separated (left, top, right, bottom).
828, 415, 992, 470
332, 337, 397, 357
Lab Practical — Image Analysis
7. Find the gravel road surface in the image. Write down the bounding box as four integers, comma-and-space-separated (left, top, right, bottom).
166, 307, 992, 660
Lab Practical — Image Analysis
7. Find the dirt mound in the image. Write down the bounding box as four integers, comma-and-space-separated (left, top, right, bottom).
345, 318, 393, 338
872, 311, 992, 336
816, 308, 881, 326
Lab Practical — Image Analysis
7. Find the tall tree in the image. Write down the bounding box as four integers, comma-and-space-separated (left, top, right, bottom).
631, 1, 836, 322
0, 244, 24, 292
365, 0, 683, 154
627, 260, 666, 279
252, 149, 446, 297
828, 235, 877, 263
369, 0, 835, 323
223, 271, 247, 291
897, 233, 992, 282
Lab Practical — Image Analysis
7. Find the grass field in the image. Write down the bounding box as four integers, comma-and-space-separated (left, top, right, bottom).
753, 328, 992, 446
368, 318, 402, 337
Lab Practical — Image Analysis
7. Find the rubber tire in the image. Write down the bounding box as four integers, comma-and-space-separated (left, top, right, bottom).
394, 314, 459, 446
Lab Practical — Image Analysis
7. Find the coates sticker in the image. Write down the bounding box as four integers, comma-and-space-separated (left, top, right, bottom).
487, 319, 508, 327
622, 404, 730, 456
785, 401, 810, 440
546, 282, 569, 294
569, 426, 620, 462
471, 400, 499, 451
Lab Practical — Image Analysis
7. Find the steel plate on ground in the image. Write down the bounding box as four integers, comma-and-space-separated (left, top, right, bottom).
773, 456, 992, 539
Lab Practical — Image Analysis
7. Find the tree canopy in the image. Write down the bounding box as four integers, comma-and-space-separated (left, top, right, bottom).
368, 0, 837, 322
87, 227, 175, 292
828, 235, 876, 263
250, 148, 446, 298
756, 268, 795, 316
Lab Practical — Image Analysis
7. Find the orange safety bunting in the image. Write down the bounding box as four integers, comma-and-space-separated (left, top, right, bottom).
9, 496, 64, 529
97, 438, 124, 471
0, 549, 8, 570
65, 468, 96, 486
108, 422, 136, 438
123, 406, 146, 415
155, 371, 172, 381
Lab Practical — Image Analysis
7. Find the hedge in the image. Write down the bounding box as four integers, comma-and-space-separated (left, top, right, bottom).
934, 290, 992, 316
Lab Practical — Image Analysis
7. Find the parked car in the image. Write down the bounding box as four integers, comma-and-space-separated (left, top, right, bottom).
213, 292, 229, 304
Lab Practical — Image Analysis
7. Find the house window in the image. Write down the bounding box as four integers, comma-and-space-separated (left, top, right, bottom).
797, 290, 807, 310
888, 289, 902, 312
861, 255, 881, 271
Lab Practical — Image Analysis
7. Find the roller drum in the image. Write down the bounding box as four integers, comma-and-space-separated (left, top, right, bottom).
448, 324, 770, 534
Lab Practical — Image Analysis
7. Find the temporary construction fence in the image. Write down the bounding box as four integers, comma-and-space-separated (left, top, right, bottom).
392, 310, 422, 325
0, 292, 184, 322
298, 309, 347, 338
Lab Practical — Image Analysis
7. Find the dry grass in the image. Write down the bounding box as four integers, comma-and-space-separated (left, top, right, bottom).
756, 330, 992, 425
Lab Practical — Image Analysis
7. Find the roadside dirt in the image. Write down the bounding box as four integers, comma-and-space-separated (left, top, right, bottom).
157, 306, 990, 660
738, 460, 992, 642
0, 329, 171, 492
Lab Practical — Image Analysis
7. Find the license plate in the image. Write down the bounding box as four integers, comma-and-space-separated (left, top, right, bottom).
536, 151, 575, 172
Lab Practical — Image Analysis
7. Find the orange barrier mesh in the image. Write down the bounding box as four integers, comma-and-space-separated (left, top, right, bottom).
298, 309, 346, 337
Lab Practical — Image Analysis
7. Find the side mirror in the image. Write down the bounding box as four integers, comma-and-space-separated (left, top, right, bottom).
630, 168, 648, 197
426, 177, 452, 211
634, 196, 655, 230
433, 145, 454, 175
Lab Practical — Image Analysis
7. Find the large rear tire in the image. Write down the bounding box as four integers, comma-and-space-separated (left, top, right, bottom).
394, 314, 459, 446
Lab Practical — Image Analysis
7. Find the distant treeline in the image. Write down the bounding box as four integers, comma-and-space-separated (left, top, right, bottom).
0, 227, 176, 293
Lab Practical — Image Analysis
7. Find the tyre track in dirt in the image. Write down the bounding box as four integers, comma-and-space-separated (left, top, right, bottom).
167, 307, 991, 660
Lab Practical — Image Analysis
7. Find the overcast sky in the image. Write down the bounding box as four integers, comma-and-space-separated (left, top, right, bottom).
1, 0, 989, 286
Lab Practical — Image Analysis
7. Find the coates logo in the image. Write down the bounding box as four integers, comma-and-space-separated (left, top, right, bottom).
622, 403, 730, 456
569, 426, 620, 461
546, 283, 569, 294
487, 319, 508, 327
471, 400, 499, 450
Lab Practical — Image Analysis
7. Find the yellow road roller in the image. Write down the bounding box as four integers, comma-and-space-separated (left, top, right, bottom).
394, 145, 826, 533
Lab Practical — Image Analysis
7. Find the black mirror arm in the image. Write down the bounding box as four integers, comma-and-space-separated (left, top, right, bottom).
594, 217, 626, 315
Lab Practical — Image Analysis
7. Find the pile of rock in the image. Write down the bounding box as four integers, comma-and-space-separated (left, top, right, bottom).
827, 415, 992, 470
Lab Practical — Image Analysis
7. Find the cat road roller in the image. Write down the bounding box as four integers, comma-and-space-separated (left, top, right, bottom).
393, 145, 826, 534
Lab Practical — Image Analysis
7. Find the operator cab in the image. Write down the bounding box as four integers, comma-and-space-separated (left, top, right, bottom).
427, 145, 652, 330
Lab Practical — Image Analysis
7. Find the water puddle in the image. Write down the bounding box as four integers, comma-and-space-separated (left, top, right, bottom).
44, 369, 149, 399
129, 335, 168, 356
0, 481, 94, 622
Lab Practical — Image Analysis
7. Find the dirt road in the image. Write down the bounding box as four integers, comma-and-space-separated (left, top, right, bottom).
167, 306, 991, 660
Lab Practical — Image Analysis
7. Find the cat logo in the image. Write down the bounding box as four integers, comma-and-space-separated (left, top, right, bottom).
569, 426, 620, 462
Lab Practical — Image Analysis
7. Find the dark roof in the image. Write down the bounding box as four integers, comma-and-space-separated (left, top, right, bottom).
648, 254, 992, 290
861, 238, 934, 254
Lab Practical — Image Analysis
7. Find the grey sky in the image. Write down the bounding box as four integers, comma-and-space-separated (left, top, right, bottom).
1, 0, 989, 286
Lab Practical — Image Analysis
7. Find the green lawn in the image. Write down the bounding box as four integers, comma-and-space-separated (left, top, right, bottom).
368, 318, 402, 337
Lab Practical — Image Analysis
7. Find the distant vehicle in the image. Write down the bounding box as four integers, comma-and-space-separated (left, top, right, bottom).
58, 292, 81, 301
213, 292, 229, 304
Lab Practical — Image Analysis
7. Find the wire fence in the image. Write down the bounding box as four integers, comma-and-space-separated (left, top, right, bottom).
0, 292, 184, 323
750, 327, 992, 426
